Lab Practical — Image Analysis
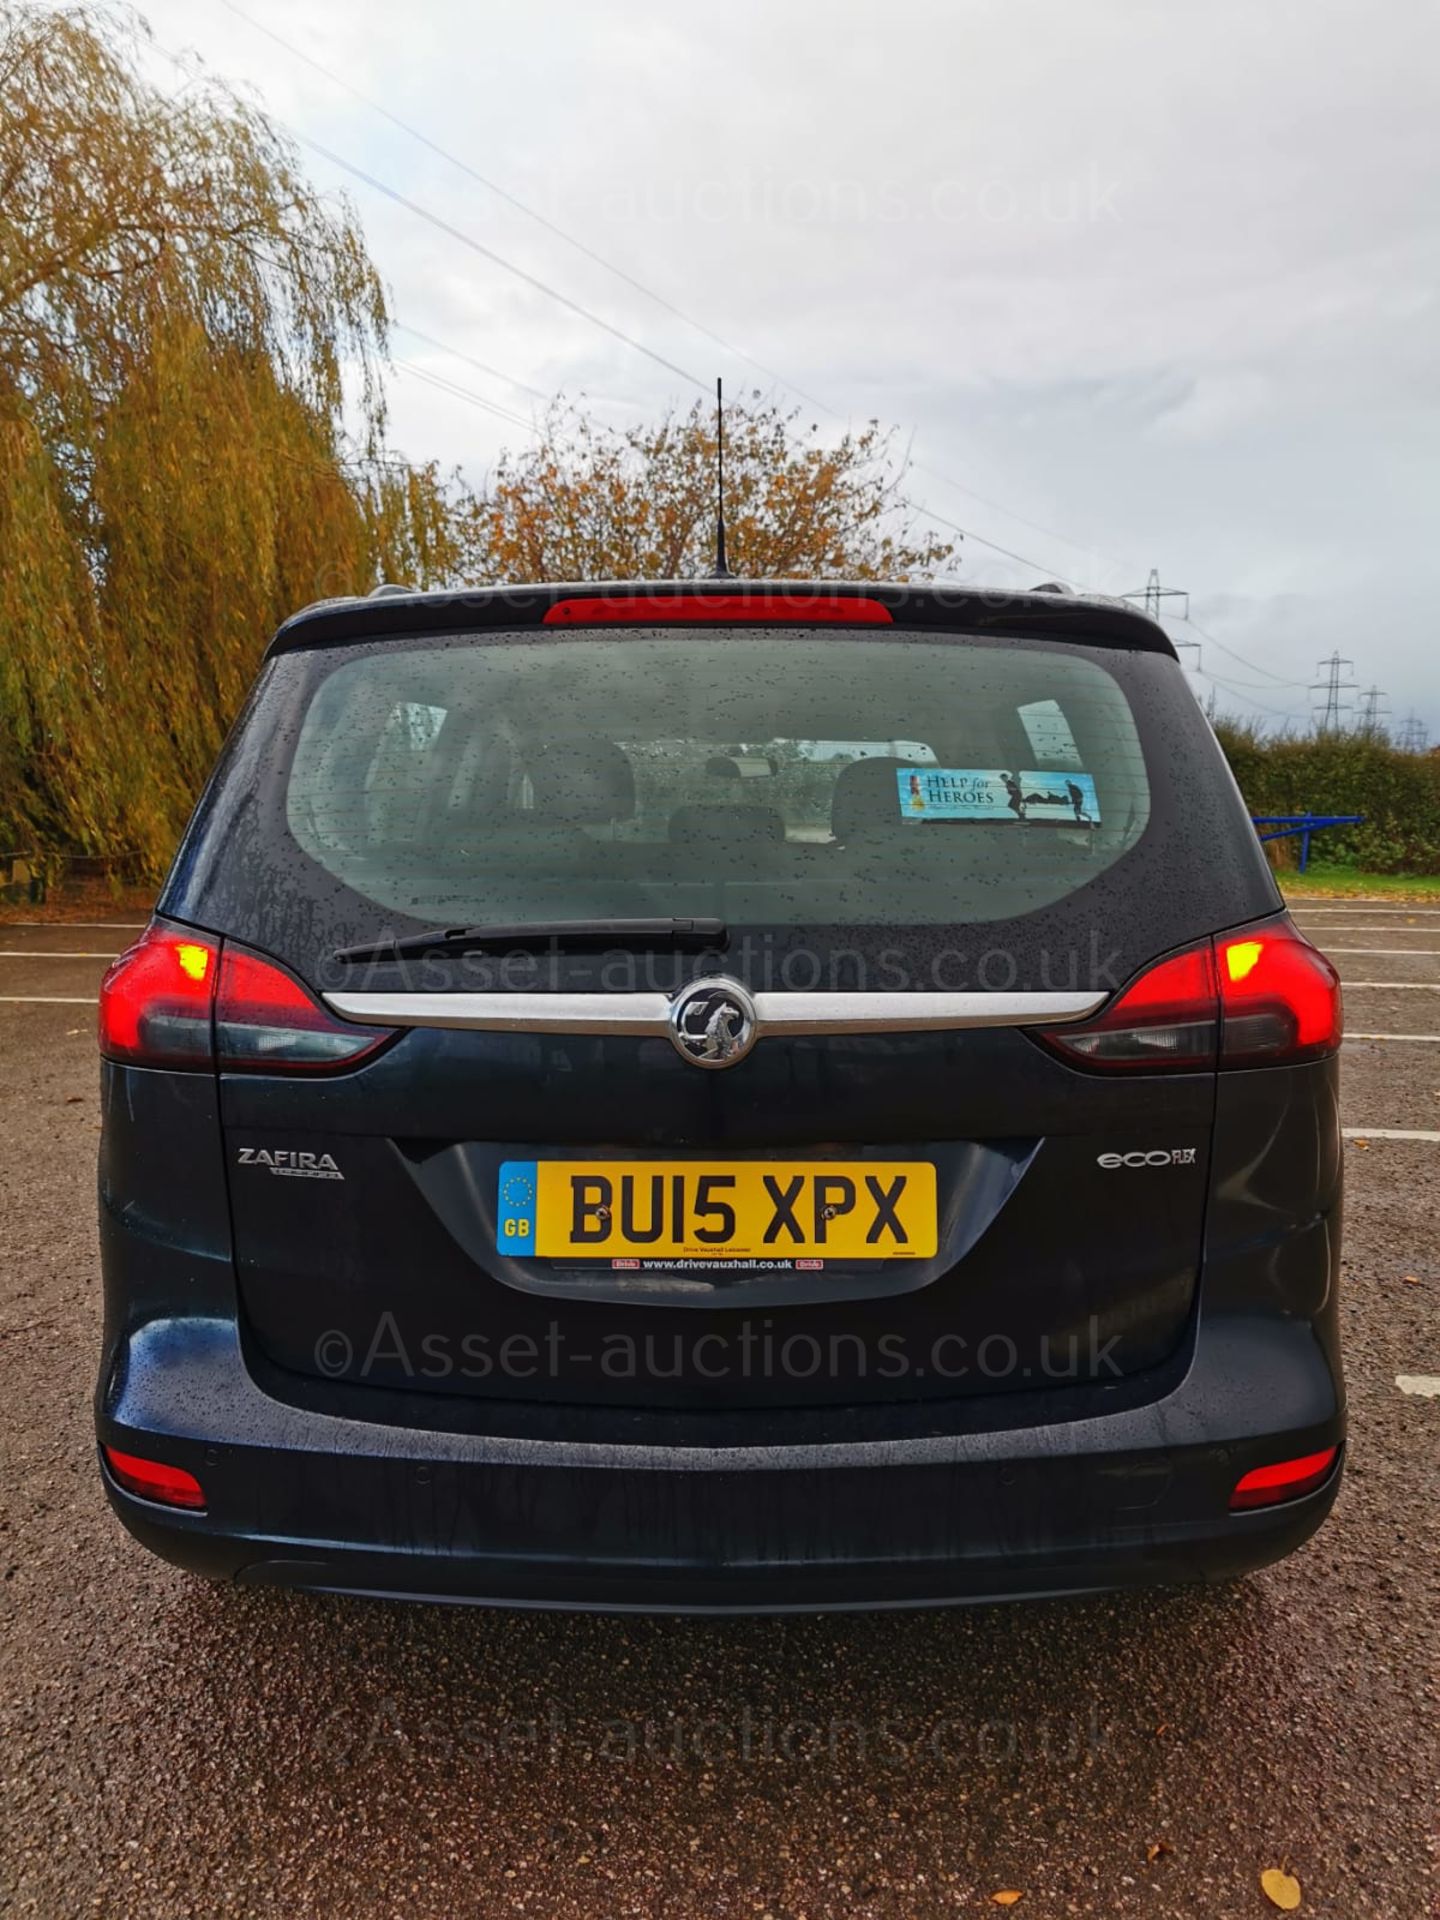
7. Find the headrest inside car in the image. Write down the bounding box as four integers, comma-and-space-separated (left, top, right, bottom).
525, 738, 636, 825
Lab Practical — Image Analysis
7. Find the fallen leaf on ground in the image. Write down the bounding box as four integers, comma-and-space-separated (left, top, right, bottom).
1403, 1274, 1421, 1285
990, 1895, 1023, 1908
1352, 1139, 1369, 1150
1261, 1866, 1302, 1910
1146, 1841, 1173, 1863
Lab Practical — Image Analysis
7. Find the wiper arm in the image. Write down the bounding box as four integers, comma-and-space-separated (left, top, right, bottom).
333, 917, 728, 965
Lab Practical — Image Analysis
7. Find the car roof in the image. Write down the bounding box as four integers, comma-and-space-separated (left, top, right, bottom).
265, 579, 1177, 659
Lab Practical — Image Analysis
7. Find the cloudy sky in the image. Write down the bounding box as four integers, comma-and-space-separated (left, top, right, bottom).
128, 0, 1439, 738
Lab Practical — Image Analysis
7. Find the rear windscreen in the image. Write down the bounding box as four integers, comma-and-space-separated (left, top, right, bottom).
286, 635, 1148, 925
164, 627, 1279, 990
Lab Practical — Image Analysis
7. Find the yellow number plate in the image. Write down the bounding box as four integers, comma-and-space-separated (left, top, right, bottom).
497, 1160, 937, 1261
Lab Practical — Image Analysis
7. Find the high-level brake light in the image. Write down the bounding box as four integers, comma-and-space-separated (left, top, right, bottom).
1038, 915, 1342, 1073
542, 593, 893, 626
99, 922, 393, 1073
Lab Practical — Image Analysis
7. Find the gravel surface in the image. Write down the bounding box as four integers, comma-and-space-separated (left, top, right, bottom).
1, 915, 1436, 1918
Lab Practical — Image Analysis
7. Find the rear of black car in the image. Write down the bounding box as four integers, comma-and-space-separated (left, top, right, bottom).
95, 582, 1344, 1609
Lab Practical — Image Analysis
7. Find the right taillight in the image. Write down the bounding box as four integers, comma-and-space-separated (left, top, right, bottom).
1039, 915, 1342, 1074
1216, 921, 1343, 1065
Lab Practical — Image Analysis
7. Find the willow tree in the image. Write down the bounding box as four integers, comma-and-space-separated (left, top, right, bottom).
478, 395, 958, 583
0, 3, 469, 872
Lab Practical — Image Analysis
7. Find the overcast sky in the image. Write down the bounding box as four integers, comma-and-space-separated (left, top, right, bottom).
128, 0, 1440, 738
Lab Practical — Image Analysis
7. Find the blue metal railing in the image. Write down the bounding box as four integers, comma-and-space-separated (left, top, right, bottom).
1251, 814, 1364, 873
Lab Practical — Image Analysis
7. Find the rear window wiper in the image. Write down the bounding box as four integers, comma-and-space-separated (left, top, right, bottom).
332, 917, 728, 965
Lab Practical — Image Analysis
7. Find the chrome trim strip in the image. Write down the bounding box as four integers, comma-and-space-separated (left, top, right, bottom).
323, 988, 1107, 1035
751, 991, 1105, 1033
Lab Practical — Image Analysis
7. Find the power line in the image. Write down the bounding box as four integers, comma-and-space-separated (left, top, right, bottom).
210, 5, 1128, 578
1177, 615, 1310, 688
392, 323, 550, 403
393, 361, 539, 435
1196, 670, 1308, 725
214, 0, 1125, 572
152, 24, 1344, 658
213, 0, 838, 415
298, 135, 714, 395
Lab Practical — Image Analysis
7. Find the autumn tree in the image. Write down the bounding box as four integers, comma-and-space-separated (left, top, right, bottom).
478, 396, 957, 583
0, 2, 473, 871
0, 4, 958, 879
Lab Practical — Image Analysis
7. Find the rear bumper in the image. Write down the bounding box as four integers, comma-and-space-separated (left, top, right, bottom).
96, 1312, 1344, 1612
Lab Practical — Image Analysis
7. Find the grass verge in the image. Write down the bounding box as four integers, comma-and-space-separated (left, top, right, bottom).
1279, 863, 1440, 901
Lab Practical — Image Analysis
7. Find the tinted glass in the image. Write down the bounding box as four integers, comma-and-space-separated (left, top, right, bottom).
164, 627, 1279, 992
281, 634, 1147, 926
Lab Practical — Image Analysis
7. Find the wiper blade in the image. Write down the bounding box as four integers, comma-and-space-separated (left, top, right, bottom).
333, 917, 728, 965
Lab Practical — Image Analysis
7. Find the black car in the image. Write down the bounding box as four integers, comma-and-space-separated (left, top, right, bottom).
95, 580, 1344, 1610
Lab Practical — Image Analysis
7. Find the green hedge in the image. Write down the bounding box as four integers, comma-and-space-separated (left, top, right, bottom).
1213, 725, 1440, 874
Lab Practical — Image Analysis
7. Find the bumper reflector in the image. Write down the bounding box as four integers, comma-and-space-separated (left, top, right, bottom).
1229, 1446, 1338, 1511
103, 1447, 206, 1512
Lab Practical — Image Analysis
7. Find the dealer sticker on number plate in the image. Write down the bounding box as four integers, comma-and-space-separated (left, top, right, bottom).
496, 1160, 937, 1261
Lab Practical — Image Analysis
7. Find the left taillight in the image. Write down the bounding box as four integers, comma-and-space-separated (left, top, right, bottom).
99, 923, 218, 1070
99, 921, 392, 1073
214, 945, 392, 1071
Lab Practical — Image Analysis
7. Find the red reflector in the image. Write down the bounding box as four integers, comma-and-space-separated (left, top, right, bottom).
216, 945, 392, 1072
103, 1447, 206, 1511
1229, 1446, 1338, 1511
98, 923, 218, 1069
542, 593, 893, 626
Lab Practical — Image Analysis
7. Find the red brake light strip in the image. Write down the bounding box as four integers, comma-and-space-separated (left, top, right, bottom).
542, 593, 893, 626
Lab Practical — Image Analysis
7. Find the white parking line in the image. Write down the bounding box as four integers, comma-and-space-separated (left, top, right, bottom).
0, 995, 97, 1005
1345, 1032, 1440, 1044
1320, 947, 1440, 956
1343, 1128, 1440, 1142
1396, 1376, 1440, 1398
1336, 981, 1440, 991
0, 950, 117, 959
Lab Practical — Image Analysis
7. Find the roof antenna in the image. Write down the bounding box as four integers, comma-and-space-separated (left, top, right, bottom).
711, 376, 732, 578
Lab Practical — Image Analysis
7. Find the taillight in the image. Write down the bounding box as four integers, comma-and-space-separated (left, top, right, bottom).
1039, 941, 1219, 1072
99, 923, 218, 1069
1038, 915, 1342, 1074
215, 945, 393, 1071
102, 1446, 206, 1511
99, 921, 392, 1073
1229, 1445, 1338, 1511
1217, 922, 1343, 1065
542, 593, 893, 625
